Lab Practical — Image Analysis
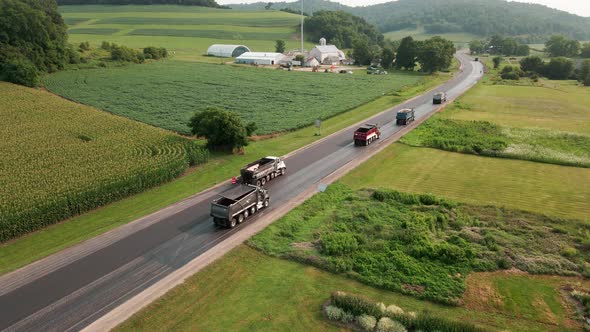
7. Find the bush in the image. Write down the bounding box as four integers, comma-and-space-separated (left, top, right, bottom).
331, 292, 382, 317
143, 46, 168, 60
2, 57, 40, 87
325, 305, 344, 321
543, 57, 574, 80
79, 41, 90, 52
385, 304, 404, 316
111, 45, 144, 63
357, 314, 377, 331
321, 233, 359, 256
376, 317, 407, 332
342, 311, 355, 323
101, 41, 113, 50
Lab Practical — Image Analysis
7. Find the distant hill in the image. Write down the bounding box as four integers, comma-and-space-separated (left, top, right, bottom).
57, 0, 225, 8
230, 0, 590, 42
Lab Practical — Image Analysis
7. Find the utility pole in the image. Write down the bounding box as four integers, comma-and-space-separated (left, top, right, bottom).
300, 0, 304, 53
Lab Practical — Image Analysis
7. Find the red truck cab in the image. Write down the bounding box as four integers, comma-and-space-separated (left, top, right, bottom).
354, 123, 380, 146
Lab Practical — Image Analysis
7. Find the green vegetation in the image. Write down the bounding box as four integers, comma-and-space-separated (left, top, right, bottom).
384, 27, 479, 45
342, 144, 590, 222
0, 82, 207, 242
188, 107, 256, 151
0, 72, 451, 275
43, 61, 423, 134
401, 117, 590, 168
545, 35, 581, 57
57, 0, 224, 7
469, 35, 530, 56
127, 28, 290, 40
250, 183, 588, 304
115, 245, 581, 331
304, 10, 383, 49
68, 28, 120, 35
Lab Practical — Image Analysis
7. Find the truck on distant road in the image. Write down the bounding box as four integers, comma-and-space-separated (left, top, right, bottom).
210, 185, 269, 228
354, 123, 380, 146
433, 92, 447, 104
240, 156, 286, 186
396, 108, 415, 125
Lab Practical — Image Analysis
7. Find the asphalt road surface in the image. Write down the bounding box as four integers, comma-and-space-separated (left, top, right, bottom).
0, 53, 483, 332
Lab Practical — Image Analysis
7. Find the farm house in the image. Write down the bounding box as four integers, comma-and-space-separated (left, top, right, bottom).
235, 52, 285, 65
310, 38, 346, 65
207, 44, 251, 58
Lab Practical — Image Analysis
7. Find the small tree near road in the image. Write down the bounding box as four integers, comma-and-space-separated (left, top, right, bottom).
275, 40, 286, 54
492, 56, 502, 69
188, 107, 255, 152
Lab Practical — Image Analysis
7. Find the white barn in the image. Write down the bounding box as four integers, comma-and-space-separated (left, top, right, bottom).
207, 44, 251, 58
310, 38, 346, 65
235, 52, 285, 65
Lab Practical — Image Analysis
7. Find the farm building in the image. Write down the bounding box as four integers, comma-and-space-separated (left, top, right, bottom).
235, 52, 285, 65
207, 44, 251, 58
303, 57, 320, 67
310, 38, 346, 65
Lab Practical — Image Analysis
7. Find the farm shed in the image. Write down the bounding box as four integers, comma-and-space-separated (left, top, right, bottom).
310, 38, 346, 65
207, 44, 251, 58
235, 52, 285, 65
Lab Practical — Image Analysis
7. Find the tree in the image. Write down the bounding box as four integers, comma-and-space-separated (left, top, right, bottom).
264, 2, 272, 10
492, 56, 502, 69
519, 56, 544, 73
469, 40, 484, 54
545, 35, 580, 57
501, 37, 518, 56
352, 38, 374, 66
395, 36, 417, 70
304, 11, 383, 49
380, 47, 395, 69
188, 107, 251, 151
1, 56, 40, 87
543, 57, 574, 79
581, 43, 590, 58
275, 40, 286, 54
515, 44, 530, 56
417, 37, 455, 73
578, 60, 590, 84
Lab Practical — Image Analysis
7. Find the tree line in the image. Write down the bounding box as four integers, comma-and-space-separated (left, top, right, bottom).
304, 11, 383, 49
494, 55, 590, 85
56, 0, 225, 8
469, 36, 530, 56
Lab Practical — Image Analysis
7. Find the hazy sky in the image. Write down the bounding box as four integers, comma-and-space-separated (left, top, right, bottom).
222, 0, 590, 17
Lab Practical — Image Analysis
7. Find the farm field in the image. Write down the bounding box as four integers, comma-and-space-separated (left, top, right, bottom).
342, 143, 590, 221
0, 82, 207, 243
0, 72, 452, 276
115, 245, 584, 332
43, 61, 424, 134
383, 27, 480, 46
441, 80, 590, 135
60, 5, 312, 62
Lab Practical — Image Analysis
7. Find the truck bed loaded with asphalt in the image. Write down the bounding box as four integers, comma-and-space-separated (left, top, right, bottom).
240, 156, 286, 186
210, 185, 269, 228
353, 123, 381, 146
396, 108, 415, 125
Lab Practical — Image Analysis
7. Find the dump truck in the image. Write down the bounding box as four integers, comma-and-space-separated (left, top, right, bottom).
240, 156, 286, 186
396, 108, 415, 125
433, 92, 447, 104
354, 123, 380, 146
210, 185, 269, 228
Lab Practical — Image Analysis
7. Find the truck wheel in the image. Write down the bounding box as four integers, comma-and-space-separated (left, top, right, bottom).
250, 206, 256, 215
266, 175, 271, 182
264, 199, 269, 208
230, 218, 237, 228
238, 213, 245, 224
261, 177, 266, 186
281, 168, 285, 176
271, 172, 275, 179
244, 210, 249, 219
256, 180, 261, 186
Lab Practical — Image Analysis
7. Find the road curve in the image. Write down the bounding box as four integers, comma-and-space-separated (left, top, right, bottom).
0, 52, 483, 331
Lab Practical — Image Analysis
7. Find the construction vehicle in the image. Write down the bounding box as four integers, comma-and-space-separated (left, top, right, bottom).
211, 185, 269, 228
433, 92, 447, 104
354, 123, 380, 146
396, 108, 415, 125
240, 156, 286, 186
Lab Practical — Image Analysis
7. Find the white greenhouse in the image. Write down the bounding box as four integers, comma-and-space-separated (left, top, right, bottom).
235, 52, 285, 65
206, 44, 251, 58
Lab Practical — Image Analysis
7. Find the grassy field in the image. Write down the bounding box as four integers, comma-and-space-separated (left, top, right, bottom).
60, 5, 312, 62
43, 61, 423, 134
0, 71, 453, 275
0, 82, 206, 242
383, 26, 480, 46
342, 143, 590, 222
441, 80, 590, 135
115, 245, 583, 331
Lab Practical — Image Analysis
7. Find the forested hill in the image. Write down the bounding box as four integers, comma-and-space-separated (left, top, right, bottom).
57, 0, 224, 7
230, 0, 590, 41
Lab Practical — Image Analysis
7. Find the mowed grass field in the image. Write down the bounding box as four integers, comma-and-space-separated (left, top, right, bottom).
0, 82, 206, 242
383, 26, 480, 46
441, 80, 590, 135
342, 143, 590, 221
116, 245, 583, 332
43, 61, 424, 134
60, 5, 313, 62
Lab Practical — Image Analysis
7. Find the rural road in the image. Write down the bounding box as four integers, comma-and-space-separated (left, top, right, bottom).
0, 52, 483, 332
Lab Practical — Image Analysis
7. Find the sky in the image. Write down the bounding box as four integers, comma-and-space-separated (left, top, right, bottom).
221, 0, 590, 17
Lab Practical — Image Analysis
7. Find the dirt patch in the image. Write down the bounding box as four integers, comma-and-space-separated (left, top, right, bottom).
463, 273, 504, 311
533, 296, 559, 325
402, 284, 425, 294
291, 242, 315, 250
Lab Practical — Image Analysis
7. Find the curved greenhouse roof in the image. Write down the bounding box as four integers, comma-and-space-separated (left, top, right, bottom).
207, 44, 251, 58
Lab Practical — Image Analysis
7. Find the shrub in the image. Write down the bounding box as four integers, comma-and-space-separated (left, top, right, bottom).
357, 314, 377, 331
79, 41, 90, 52
143, 46, 168, 60
101, 41, 113, 50
342, 311, 355, 323
325, 305, 344, 321
321, 233, 359, 256
412, 312, 484, 332
385, 304, 404, 316
331, 292, 382, 317
111, 45, 144, 63
376, 302, 387, 315
376, 317, 407, 332
2, 57, 40, 87
561, 247, 578, 258
492, 56, 502, 69
543, 57, 574, 80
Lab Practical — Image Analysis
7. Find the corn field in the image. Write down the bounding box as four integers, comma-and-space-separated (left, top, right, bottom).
0, 82, 208, 242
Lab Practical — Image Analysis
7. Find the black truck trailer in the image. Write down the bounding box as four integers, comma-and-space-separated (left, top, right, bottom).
210, 185, 269, 228
240, 156, 286, 186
